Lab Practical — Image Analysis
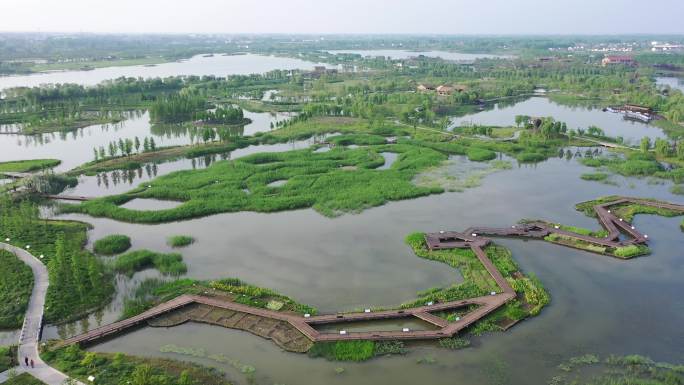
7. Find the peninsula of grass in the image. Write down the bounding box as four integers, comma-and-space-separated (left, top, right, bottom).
167, 235, 194, 248
0, 250, 33, 328
0, 159, 61, 175
0, 197, 113, 324
43, 345, 231, 385
113, 250, 187, 276
92, 234, 131, 255
404, 233, 550, 333
466, 147, 497, 162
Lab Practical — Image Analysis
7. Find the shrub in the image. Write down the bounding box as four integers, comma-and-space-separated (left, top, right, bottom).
167, 235, 194, 248
113, 250, 186, 276
93, 234, 131, 255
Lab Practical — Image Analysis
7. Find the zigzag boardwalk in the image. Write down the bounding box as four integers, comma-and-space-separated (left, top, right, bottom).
58, 197, 684, 349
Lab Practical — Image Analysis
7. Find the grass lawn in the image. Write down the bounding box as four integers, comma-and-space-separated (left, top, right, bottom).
0, 251, 33, 329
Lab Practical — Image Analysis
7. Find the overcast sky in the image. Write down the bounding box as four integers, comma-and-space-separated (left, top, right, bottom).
1, 0, 683, 35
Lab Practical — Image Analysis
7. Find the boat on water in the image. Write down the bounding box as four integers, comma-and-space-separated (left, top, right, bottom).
624, 111, 653, 123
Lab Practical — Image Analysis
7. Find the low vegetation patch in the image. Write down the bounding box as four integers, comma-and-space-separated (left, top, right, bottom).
580, 172, 609, 182
3, 373, 45, 385
466, 147, 497, 162
438, 337, 471, 350
113, 250, 186, 276
64, 143, 447, 222
308, 341, 376, 362
548, 353, 683, 385
0, 345, 18, 372
0, 159, 60, 174
43, 345, 230, 385
167, 235, 194, 248
92, 234, 131, 255
0, 250, 33, 329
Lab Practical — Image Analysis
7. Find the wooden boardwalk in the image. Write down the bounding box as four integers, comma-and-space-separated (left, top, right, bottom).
58, 197, 684, 348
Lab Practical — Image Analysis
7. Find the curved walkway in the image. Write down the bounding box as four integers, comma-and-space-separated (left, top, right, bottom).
0, 243, 84, 385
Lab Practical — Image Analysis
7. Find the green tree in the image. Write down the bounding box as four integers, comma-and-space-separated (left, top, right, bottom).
134, 136, 141, 153
640, 137, 651, 153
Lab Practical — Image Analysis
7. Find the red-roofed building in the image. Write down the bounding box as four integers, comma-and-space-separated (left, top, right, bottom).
601, 56, 636, 67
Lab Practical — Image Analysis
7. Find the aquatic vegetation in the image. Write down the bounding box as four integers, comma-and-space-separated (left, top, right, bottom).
438, 337, 471, 350
308, 341, 376, 362
113, 250, 186, 276
580, 172, 609, 182
549, 353, 684, 385
413, 158, 511, 192
65, 143, 447, 222
167, 235, 195, 248
92, 234, 131, 255
0, 251, 33, 328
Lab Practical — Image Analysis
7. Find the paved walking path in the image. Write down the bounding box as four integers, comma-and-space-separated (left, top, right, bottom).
0, 243, 84, 385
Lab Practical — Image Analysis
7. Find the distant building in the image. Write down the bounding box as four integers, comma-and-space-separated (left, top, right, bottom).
436, 85, 455, 96
417, 83, 435, 92
601, 56, 636, 67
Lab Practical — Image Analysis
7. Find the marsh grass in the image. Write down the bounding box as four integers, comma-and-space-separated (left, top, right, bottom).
113, 250, 186, 276
167, 235, 195, 248
92, 234, 131, 255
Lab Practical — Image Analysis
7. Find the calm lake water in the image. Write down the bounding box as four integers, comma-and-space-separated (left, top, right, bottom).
0, 109, 293, 171
328, 49, 512, 61
0, 54, 333, 91
450, 96, 666, 143
656, 76, 684, 93
2, 55, 683, 385
66, 151, 684, 385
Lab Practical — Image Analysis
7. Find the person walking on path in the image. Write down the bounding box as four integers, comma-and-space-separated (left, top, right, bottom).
30, 359, 34, 368
24, 356, 28, 366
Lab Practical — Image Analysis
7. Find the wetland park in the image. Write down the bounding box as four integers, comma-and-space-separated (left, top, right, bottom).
0, 26, 684, 385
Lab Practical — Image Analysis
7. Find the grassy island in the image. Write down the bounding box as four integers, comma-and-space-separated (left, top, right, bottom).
167, 235, 195, 248
92, 234, 131, 255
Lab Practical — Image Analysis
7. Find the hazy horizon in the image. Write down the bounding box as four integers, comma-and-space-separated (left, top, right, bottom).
1, 0, 683, 35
